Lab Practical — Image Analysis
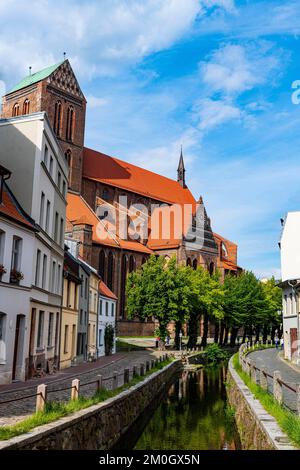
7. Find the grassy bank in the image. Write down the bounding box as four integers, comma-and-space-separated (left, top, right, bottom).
0, 358, 172, 441
232, 352, 300, 448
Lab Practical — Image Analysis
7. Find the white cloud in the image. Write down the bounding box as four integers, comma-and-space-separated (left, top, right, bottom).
200, 42, 282, 96
128, 128, 199, 176
0, 80, 6, 97
0, 0, 238, 89
86, 96, 108, 109
195, 98, 241, 130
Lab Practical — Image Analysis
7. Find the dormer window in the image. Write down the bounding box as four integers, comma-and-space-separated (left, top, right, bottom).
220, 241, 228, 259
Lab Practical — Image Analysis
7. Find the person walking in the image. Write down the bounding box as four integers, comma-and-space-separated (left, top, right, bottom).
274, 334, 279, 349
280, 337, 284, 350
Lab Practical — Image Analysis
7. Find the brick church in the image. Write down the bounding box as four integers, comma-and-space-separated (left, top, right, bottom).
1, 60, 241, 336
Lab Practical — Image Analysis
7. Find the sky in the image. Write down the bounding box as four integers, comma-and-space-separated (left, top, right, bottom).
1, 0, 300, 278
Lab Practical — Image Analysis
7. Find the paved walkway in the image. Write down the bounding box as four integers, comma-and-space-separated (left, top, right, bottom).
248, 348, 300, 412
0, 349, 163, 427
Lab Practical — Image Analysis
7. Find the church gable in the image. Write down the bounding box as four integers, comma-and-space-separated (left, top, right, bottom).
49, 60, 85, 101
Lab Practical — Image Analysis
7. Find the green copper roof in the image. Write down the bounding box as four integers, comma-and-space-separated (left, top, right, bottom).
7, 61, 64, 95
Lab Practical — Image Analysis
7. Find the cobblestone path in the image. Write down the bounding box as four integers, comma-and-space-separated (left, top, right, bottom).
247, 348, 300, 412
0, 350, 163, 427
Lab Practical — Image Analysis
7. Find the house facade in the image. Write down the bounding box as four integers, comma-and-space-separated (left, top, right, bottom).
279, 211, 300, 365
0, 169, 37, 384
60, 248, 81, 369
0, 113, 68, 377
98, 281, 117, 357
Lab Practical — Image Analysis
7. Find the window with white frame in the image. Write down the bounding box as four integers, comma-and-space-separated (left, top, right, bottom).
49, 156, 53, 176
0, 230, 5, 266
45, 200, 51, 233
111, 303, 114, 317
42, 254, 47, 289
98, 329, 102, 346
47, 312, 54, 347
0, 313, 6, 362
37, 311, 44, 349
11, 236, 22, 271
99, 299, 103, 316
39, 192, 45, 227
57, 264, 61, 294
51, 261, 56, 292
44, 145, 48, 166
35, 249, 41, 286
105, 301, 109, 316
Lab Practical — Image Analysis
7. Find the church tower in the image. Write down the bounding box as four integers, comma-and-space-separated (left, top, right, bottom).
1, 60, 86, 193
177, 146, 186, 188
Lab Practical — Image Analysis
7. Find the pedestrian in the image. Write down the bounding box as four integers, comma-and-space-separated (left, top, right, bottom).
274, 334, 279, 349
280, 337, 284, 350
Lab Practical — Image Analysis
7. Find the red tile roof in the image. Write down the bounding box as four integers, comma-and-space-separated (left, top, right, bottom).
83, 147, 196, 206
66, 192, 153, 254
0, 183, 36, 230
99, 280, 118, 300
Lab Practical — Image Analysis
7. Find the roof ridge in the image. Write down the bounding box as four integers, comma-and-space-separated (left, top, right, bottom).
83, 146, 194, 189
7, 60, 65, 95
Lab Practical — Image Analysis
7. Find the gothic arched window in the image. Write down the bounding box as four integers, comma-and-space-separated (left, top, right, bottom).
120, 254, 128, 318
193, 259, 198, 270
54, 101, 62, 136
12, 103, 19, 117
64, 149, 72, 183
186, 258, 192, 267
129, 255, 135, 273
102, 188, 109, 201
209, 262, 215, 276
99, 250, 106, 281
142, 257, 147, 265
107, 251, 114, 290
66, 106, 75, 141
22, 99, 30, 115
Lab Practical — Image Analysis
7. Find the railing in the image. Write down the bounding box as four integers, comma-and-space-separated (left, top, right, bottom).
238, 343, 300, 416
0, 354, 172, 414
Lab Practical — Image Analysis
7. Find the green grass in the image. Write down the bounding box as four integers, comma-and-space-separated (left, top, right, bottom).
116, 339, 146, 352
232, 352, 300, 448
0, 358, 173, 441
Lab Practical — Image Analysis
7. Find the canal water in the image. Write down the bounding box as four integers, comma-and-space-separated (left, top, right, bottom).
115, 366, 240, 450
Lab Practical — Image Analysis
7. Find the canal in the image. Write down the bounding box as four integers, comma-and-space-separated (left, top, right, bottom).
115, 366, 241, 450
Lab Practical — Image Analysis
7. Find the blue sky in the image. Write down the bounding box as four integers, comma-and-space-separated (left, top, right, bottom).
1, 0, 300, 278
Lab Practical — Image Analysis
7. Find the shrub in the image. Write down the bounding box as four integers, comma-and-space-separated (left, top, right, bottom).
205, 343, 228, 365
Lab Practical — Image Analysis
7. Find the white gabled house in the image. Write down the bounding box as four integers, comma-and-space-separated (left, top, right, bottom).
98, 281, 117, 357
279, 211, 300, 364
0, 167, 38, 384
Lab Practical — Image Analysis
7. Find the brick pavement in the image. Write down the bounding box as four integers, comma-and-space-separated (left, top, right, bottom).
0, 350, 163, 427
247, 348, 300, 412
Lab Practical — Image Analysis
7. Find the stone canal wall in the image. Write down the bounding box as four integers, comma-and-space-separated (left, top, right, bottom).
226, 356, 297, 450
0, 360, 181, 450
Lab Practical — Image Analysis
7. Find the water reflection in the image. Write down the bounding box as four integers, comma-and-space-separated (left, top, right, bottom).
133, 366, 240, 450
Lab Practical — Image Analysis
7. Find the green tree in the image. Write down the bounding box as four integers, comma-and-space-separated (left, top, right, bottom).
126, 255, 192, 342
261, 277, 282, 342
187, 268, 224, 348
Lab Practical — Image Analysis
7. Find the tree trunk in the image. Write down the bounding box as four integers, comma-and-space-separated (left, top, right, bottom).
255, 326, 260, 343
187, 313, 199, 349
223, 327, 229, 346
249, 325, 253, 345
242, 327, 247, 344
200, 313, 209, 348
271, 325, 276, 343
230, 327, 238, 347
214, 321, 220, 344
262, 324, 268, 344
174, 320, 182, 350
219, 322, 225, 346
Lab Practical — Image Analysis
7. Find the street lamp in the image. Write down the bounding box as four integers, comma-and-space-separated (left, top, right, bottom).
179, 331, 183, 352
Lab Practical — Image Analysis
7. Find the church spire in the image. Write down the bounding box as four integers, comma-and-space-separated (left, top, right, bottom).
177, 146, 186, 188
